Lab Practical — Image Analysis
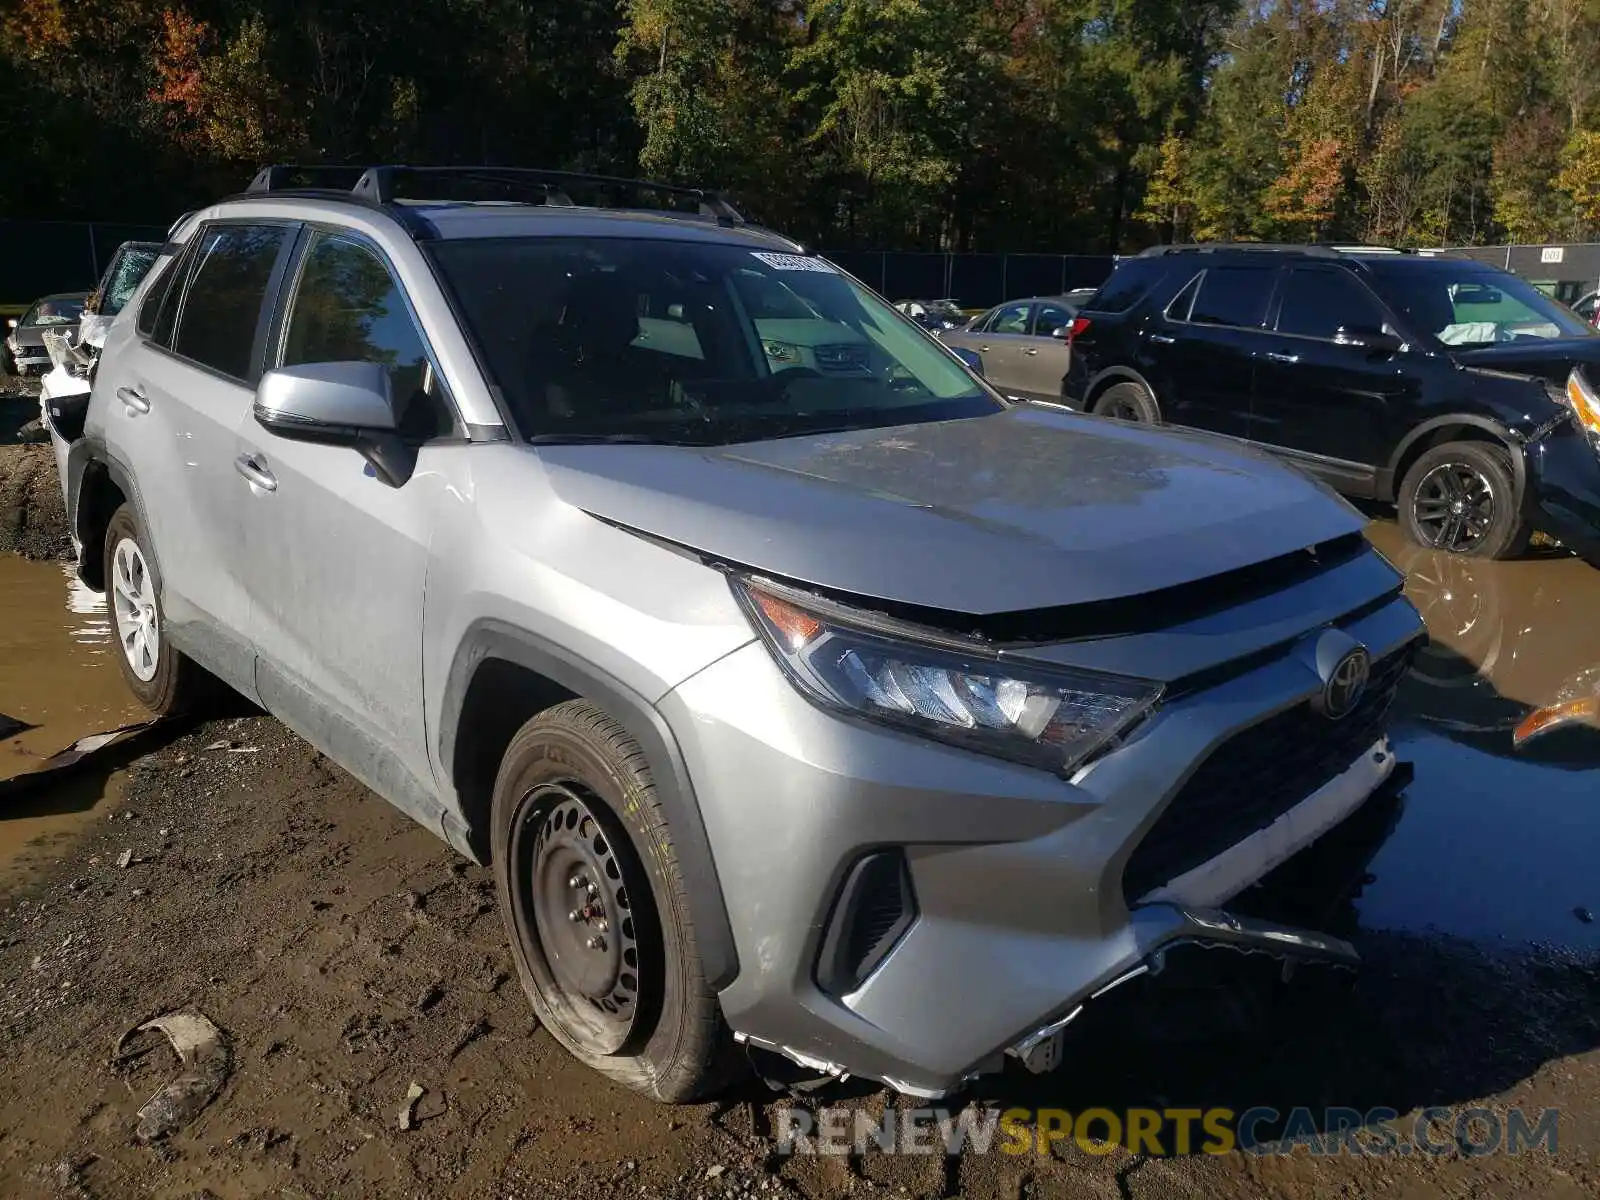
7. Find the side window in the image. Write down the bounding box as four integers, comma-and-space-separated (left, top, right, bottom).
170, 224, 289, 380
990, 302, 1030, 334
1088, 259, 1171, 314
1277, 269, 1388, 340
1164, 272, 1201, 321
1188, 266, 1276, 328
281, 231, 455, 440
1032, 304, 1072, 336
137, 253, 182, 341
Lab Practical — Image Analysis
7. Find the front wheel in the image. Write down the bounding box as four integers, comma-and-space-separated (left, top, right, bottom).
1397, 441, 1531, 560
489, 700, 738, 1102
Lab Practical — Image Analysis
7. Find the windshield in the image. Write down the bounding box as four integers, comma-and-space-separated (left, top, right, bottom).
102, 246, 160, 316
428, 237, 996, 444
1371, 265, 1594, 348
21, 297, 84, 327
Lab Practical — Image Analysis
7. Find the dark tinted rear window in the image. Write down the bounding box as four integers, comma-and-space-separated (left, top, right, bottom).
1189, 266, 1275, 327
1086, 259, 1170, 314
170, 224, 288, 380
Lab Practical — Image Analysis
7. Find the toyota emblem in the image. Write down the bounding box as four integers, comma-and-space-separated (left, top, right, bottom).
1322, 647, 1371, 720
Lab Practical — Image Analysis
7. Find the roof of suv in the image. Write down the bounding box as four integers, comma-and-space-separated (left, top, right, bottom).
1134, 242, 1465, 272
206, 163, 808, 252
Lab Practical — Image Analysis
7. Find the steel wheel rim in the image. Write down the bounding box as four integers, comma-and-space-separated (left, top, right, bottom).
110, 537, 160, 682
523, 783, 645, 1054
1412, 463, 1495, 553
1103, 397, 1144, 422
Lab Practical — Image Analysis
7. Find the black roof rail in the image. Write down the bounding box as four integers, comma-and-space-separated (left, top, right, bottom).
1137, 242, 1344, 259
350, 165, 745, 226
246, 164, 369, 193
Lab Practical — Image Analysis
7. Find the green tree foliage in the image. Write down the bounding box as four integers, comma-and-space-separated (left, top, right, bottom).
2, 0, 1599, 248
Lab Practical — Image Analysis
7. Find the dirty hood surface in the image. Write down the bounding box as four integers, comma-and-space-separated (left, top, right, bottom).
537, 405, 1367, 615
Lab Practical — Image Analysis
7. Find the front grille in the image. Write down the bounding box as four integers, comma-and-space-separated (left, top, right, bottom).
1121, 644, 1414, 905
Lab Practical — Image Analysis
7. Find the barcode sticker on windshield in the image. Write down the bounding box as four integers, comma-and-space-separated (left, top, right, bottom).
751, 252, 837, 273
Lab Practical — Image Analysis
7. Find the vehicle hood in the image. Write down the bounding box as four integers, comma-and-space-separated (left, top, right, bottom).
1452, 337, 1600, 385
9, 326, 53, 349
536, 406, 1366, 614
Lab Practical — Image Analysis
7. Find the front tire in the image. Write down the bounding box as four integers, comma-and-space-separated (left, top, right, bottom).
1092, 380, 1161, 423
103, 504, 210, 715
1397, 441, 1530, 560
490, 700, 737, 1102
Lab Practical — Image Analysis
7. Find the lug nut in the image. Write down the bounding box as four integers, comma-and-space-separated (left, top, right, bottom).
587, 883, 599, 898
568, 909, 581, 922
568, 874, 583, 888
595, 919, 608, 933
586, 936, 604, 951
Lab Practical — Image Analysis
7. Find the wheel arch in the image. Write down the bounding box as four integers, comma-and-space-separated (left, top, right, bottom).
1081, 366, 1157, 412
68, 440, 151, 593
439, 619, 739, 991
1385, 415, 1527, 505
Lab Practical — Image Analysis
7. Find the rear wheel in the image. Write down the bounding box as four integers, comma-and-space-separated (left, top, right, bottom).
490, 700, 737, 1102
1397, 441, 1531, 560
103, 504, 210, 715
1092, 380, 1160, 423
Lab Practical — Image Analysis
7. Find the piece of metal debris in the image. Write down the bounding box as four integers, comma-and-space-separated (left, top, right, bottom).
0, 711, 37, 740
115, 1011, 232, 1142
398, 1082, 426, 1131
0, 719, 164, 801
115, 850, 133, 870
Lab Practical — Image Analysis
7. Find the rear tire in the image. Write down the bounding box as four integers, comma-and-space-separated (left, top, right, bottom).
1397, 441, 1530, 560
490, 700, 738, 1102
1092, 380, 1161, 423
103, 503, 210, 715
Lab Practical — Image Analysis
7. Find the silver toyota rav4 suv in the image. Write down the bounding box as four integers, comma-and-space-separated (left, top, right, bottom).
56, 166, 1424, 1102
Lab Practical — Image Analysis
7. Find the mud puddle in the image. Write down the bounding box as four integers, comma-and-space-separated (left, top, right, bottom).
0, 553, 143, 889
1359, 523, 1600, 951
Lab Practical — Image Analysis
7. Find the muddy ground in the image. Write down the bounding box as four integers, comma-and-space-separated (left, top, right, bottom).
0, 388, 71, 561
0, 380, 1596, 1197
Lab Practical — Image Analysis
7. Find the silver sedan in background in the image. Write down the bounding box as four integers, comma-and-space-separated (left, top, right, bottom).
940, 290, 1095, 403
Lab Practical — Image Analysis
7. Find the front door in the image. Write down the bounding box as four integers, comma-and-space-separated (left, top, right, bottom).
1250, 265, 1418, 486
951, 301, 1032, 397
233, 228, 457, 822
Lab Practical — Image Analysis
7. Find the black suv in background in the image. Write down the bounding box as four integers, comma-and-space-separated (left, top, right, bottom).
1063, 245, 1600, 564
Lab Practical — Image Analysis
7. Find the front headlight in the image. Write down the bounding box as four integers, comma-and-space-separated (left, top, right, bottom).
734, 579, 1162, 774
1562, 369, 1600, 444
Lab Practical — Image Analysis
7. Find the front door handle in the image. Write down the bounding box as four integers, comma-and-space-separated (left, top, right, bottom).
978, 345, 991, 353
1024, 347, 1040, 356
116, 385, 150, 414
1148, 333, 1175, 345
233, 454, 277, 493
1264, 351, 1301, 364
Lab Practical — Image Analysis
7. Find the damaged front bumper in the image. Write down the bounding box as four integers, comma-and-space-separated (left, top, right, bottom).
1526, 417, 1600, 566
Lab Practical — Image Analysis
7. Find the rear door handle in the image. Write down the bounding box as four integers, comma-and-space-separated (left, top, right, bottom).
1148, 333, 1175, 345
978, 345, 991, 353
116, 385, 150, 414
1264, 351, 1300, 364
233, 454, 277, 493
1024, 348, 1040, 356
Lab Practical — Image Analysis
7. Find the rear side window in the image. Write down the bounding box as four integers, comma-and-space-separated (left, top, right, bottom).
137, 254, 181, 341
1189, 266, 1275, 328
1086, 259, 1170, 314
170, 224, 289, 381
1276, 268, 1389, 339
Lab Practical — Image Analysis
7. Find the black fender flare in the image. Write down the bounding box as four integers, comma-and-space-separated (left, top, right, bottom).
1386, 414, 1529, 504
1081, 365, 1158, 412
438, 619, 739, 991
67, 437, 163, 593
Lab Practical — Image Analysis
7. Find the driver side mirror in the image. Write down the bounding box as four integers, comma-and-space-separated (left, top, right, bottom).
254, 361, 415, 487
1333, 324, 1403, 355
5, 318, 15, 330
